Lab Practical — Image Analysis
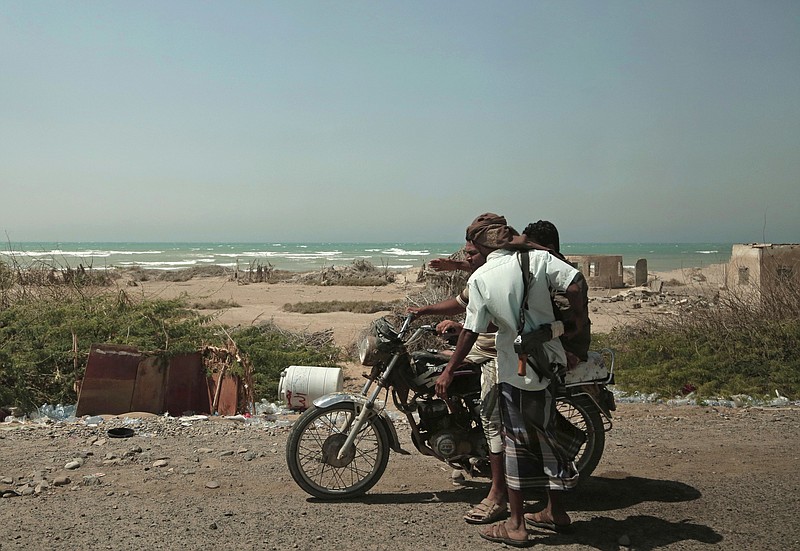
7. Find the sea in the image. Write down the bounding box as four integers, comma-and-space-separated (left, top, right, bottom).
1, 242, 735, 273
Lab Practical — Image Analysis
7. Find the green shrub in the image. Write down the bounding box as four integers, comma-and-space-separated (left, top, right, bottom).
0, 293, 214, 410
231, 323, 340, 402
604, 283, 800, 399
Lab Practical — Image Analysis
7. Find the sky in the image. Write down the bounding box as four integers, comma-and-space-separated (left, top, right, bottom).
1, 1, 798, 244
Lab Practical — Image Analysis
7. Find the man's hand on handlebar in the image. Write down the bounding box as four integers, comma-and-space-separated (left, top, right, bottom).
436, 320, 463, 339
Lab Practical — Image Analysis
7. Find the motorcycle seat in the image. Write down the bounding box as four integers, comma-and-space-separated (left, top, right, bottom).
411, 350, 451, 364
564, 350, 609, 385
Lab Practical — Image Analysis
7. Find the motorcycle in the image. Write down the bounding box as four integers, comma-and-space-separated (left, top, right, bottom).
286, 314, 615, 499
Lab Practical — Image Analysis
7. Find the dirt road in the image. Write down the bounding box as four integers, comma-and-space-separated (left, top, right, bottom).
1, 402, 798, 551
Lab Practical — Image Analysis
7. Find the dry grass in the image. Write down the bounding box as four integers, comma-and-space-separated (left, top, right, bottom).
282, 299, 401, 314
286, 259, 398, 286
124, 265, 233, 282
191, 298, 241, 310
0, 254, 119, 309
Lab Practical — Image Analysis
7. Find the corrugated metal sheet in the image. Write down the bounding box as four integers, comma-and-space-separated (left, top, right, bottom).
131, 355, 168, 413
77, 345, 238, 416
163, 352, 208, 416
76, 345, 142, 416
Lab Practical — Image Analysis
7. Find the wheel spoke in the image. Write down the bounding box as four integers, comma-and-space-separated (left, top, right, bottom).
557, 399, 587, 467
288, 405, 388, 495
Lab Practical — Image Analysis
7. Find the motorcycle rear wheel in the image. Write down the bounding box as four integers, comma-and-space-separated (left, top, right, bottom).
286, 404, 390, 499
556, 393, 605, 479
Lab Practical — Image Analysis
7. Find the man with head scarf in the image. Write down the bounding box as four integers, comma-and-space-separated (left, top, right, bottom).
435, 213, 586, 547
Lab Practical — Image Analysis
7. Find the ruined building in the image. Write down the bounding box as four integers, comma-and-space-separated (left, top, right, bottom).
725, 243, 800, 293
566, 255, 624, 289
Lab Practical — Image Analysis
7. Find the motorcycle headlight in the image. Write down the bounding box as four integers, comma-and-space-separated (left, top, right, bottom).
358, 334, 380, 366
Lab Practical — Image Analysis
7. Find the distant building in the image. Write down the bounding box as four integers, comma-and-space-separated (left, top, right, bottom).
566, 255, 624, 288
725, 243, 800, 292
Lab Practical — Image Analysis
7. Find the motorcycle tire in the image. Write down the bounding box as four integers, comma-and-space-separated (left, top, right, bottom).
286, 403, 391, 499
556, 393, 605, 480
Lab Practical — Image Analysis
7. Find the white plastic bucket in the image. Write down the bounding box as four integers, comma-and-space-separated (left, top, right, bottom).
278, 366, 343, 410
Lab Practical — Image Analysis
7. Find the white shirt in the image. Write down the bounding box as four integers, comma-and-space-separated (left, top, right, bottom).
463, 249, 579, 391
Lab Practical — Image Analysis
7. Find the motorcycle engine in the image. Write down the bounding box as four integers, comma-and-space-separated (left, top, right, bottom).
430, 429, 473, 459
417, 399, 484, 460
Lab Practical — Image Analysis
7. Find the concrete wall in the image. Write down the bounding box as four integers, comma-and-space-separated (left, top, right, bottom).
726, 243, 800, 292
566, 255, 624, 288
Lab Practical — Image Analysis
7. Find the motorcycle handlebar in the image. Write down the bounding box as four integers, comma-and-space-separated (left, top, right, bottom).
400, 313, 437, 332
397, 313, 439, 344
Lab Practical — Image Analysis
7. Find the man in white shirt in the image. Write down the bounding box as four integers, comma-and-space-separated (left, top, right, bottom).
435, 213, 586, 547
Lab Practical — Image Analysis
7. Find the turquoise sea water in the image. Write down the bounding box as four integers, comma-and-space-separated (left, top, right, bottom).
1, 242, 734, 273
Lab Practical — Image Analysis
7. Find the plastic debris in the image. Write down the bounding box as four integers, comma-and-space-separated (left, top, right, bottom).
34, 403, 77, 422
255, 400, 287, 415
612, 389, 799, 408
83, 415, 104, 426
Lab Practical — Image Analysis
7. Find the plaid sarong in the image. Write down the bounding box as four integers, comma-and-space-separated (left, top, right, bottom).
498, 382, 582, 491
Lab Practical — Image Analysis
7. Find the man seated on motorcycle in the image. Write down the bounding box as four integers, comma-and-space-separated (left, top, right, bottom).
409, 243, 507, 525
522, 220, 591, 370
435, 213, 586, 547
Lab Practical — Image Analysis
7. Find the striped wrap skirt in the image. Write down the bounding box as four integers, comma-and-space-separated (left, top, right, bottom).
498, 382, 583, 491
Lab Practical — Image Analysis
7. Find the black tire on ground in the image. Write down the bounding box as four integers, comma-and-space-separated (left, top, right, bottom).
286, 403, 391, 499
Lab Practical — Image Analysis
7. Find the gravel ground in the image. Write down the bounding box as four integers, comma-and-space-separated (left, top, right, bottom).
1, 402, 798, 551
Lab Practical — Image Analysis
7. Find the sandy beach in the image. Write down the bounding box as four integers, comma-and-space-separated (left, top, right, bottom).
126, 263, 729, 349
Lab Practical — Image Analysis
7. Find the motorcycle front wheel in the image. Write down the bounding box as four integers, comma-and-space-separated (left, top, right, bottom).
556, 393, 605, 479
286, 404, 390, 499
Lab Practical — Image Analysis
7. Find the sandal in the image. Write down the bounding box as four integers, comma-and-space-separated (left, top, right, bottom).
524, 512, 572, 533
463, 498, 507, 524
479, 522, 534, 548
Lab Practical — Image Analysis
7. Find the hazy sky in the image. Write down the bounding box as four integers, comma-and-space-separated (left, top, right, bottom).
2, 1, 798, 244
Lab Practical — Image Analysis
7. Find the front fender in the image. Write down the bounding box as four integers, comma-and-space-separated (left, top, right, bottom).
312, 392, 363, 409
312, 393, 409, 455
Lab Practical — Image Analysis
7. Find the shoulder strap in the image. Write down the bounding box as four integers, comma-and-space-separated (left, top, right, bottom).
517, 251, 531, 335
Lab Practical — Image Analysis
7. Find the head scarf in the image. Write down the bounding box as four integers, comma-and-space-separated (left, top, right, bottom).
465, 213, 518, 250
